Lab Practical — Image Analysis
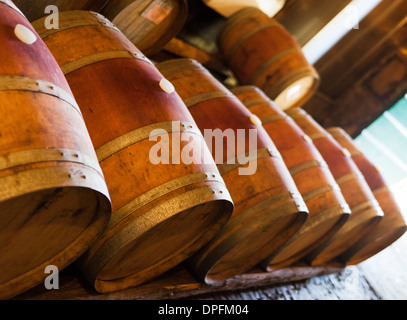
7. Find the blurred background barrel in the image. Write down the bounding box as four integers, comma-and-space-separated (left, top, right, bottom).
34, 11, 234, 293
328, 127, 407, 265
101, 0, 188, 56
12, 0, 108, 21
232, 86, 350, 269
218, 7, 319, 110
157, 58, 308, 284
0, 2, 111, 299
287, 108, 383, 266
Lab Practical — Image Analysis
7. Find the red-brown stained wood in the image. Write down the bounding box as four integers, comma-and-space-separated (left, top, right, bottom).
33, 11, 234, 293
157, 58, 309, 284
217, 7, 320, 110
12, 0, 108, 21
327, 127, 407, 265
0, 2, 111, 299
232, 86, 350, 269
286, 108, 384, 266
101, 0, 188, 56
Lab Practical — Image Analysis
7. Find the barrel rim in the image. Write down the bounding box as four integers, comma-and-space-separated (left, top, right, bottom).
0, 165, 111, 299
263, 204, 350, 269
189, 193, 308, 284
217, 6, 272, 46
103, 0, 188, 56
78, 182, 234, 293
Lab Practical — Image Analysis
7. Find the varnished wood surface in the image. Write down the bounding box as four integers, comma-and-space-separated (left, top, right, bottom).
193, 230, 407, 300
0, 2, 111, 299
327, 127, 407, 265
233, 86, 350, 270
157, 58, 309, 283
34, 11, 234, 294
14, 227, 407, 300
287, 108, 384, 266
171, 0, 407, 136
218, 7, 319, 110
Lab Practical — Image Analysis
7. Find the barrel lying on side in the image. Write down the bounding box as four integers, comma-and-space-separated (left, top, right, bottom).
232, 86, 350, 269
12, 0, 108, 21
0, 2, 111, 299
34, 11, 234, 293
328, 127, 407, 265
286, 108, 383, 266
101, 0, 188, 56
157, 59, 308, 284
218, 7, 319, 110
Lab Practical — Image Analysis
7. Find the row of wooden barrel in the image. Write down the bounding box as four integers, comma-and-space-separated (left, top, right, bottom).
0, 3, 405, 300
11, 0, 188, 56
11, 1, 320, 111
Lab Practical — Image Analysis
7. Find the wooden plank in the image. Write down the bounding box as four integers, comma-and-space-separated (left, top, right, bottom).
162, 37, 229, 75
356, 232, 407, 300
316, 0, 407, 98
274, 0, 352, 46
363, 51, 407, 105
188, 231, 407, 300
307, 84, 385, 137
14, 263, 344, 300
192, 266, 382, 300
303, 0, 407, 136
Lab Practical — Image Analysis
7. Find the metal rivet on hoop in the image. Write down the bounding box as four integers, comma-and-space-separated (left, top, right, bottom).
159, 78, 175, 93
341, 148, 351, 158
14, 24, 37, 44
249, 114, 262, 126
303, 134, 313, 143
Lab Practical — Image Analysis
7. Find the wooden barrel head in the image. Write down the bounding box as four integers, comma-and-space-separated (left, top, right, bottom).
218, 7, 319, 110
157, 58, 309, 283
34, 11, 234, 293
0, 185, 109, 293
101, 0, 188, 56
286, 108, 384, 266
328, 127, 407, 265
0, 3, 111, 299
232, 86, 351, 269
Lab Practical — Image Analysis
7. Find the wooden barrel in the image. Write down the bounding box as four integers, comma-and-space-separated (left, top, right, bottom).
286, 108, 384, 266
217, 7, 319, 111
101, 0, 188, 56
33, 11, 234, 293
157, 59, 309, 284
12, 0, 108, 21
232, 86, 350, 270
0, 2, 111, 299
328, 127, 407, 265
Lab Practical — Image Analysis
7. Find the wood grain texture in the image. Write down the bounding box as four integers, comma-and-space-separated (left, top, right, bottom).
157, 58, 309, 284
274, 0, 352, 46
232, 86, 350, 269
14, 229, 407, 300
101, 0, 188, 56
302, 0, 407, 137
12, 0, 109, 21
34, 11, 234, 294
287, 108, 384, 266
14, 262, 344, 300
218, 7, 319, 110
327, 127, 407, 265
0, 3, 111, 299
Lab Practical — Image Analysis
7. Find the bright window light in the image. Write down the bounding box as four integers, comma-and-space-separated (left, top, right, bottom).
355, 93, 407, 216
302, 0, 383, 64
